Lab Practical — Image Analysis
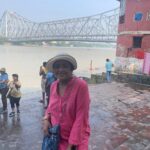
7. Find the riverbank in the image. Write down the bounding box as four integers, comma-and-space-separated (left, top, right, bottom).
89, 72, 150, 86
0, 82, 150, 150
0, 41, 116, 48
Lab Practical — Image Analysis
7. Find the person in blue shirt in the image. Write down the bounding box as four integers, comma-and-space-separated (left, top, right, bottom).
105, 58, 113, 82
45, 71, 56, 108
0, 68, 9, 114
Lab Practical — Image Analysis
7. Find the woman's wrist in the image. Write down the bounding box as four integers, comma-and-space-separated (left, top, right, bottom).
43, 116, 49, 121
67, 144, 73, 150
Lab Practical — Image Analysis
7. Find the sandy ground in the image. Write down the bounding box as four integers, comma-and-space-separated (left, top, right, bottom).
0, 82, 150, 150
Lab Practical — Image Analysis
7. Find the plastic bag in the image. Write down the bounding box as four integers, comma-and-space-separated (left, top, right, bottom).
42, 125, 60, 150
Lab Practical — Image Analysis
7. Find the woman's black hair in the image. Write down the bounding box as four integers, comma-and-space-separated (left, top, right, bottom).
12, 74, 19, 78
43, 62, 47, 67
106, 58, 109, 62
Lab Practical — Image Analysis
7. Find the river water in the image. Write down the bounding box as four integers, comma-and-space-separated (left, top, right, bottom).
0, 45, 116, 90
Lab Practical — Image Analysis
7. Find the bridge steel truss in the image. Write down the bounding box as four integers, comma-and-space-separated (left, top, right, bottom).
0, 8, 119, 42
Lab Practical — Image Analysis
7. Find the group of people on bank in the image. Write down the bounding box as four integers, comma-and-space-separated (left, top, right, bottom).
0, 53, 113, 150
0, 68, 21, 117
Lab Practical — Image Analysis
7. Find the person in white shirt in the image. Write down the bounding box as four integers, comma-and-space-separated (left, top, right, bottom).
7, 74, 21, 117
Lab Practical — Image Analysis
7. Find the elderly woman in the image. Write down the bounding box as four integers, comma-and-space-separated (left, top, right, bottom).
43, 54, 90, 150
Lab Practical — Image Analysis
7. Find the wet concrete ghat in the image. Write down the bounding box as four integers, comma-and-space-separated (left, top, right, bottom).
0, 82, 150, 150
0, 96, 43, 150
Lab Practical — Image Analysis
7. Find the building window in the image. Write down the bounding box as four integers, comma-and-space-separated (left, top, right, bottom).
133, 36, 142, 48
134, 12, 143, 21
119, 0, 126, 24
119, 15, 125, 24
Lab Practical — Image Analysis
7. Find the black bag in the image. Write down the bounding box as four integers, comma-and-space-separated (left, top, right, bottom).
71, 146, 77, 150
42, 125, 60, 150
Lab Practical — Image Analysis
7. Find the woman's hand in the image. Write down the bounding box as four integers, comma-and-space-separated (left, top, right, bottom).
43, 118, 50, 136
67, 144, 73, 150
10, 84, 14, 88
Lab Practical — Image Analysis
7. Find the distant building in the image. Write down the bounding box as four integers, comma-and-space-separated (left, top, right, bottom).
115, 0, 150, 75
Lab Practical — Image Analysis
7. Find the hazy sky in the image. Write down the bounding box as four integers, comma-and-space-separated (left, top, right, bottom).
0, 0, 119, 22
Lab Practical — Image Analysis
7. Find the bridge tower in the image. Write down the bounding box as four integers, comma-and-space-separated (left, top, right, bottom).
116, 0, 150, 75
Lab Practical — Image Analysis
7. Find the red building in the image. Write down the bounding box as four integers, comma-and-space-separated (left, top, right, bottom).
116, 0, 150, 75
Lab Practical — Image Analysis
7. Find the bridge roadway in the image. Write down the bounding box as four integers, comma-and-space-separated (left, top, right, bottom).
0, 8, 119, 43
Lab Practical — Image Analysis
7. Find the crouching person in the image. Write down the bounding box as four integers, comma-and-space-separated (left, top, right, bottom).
7, 74, 21, 117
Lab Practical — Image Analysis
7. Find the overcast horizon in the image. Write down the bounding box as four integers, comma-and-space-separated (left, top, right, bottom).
0, 0, 119, 22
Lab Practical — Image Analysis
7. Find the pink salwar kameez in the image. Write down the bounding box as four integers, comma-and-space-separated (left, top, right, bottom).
46, 77, 90, 150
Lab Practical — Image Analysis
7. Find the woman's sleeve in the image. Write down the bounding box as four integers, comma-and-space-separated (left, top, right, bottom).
68, 81, 90, 145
